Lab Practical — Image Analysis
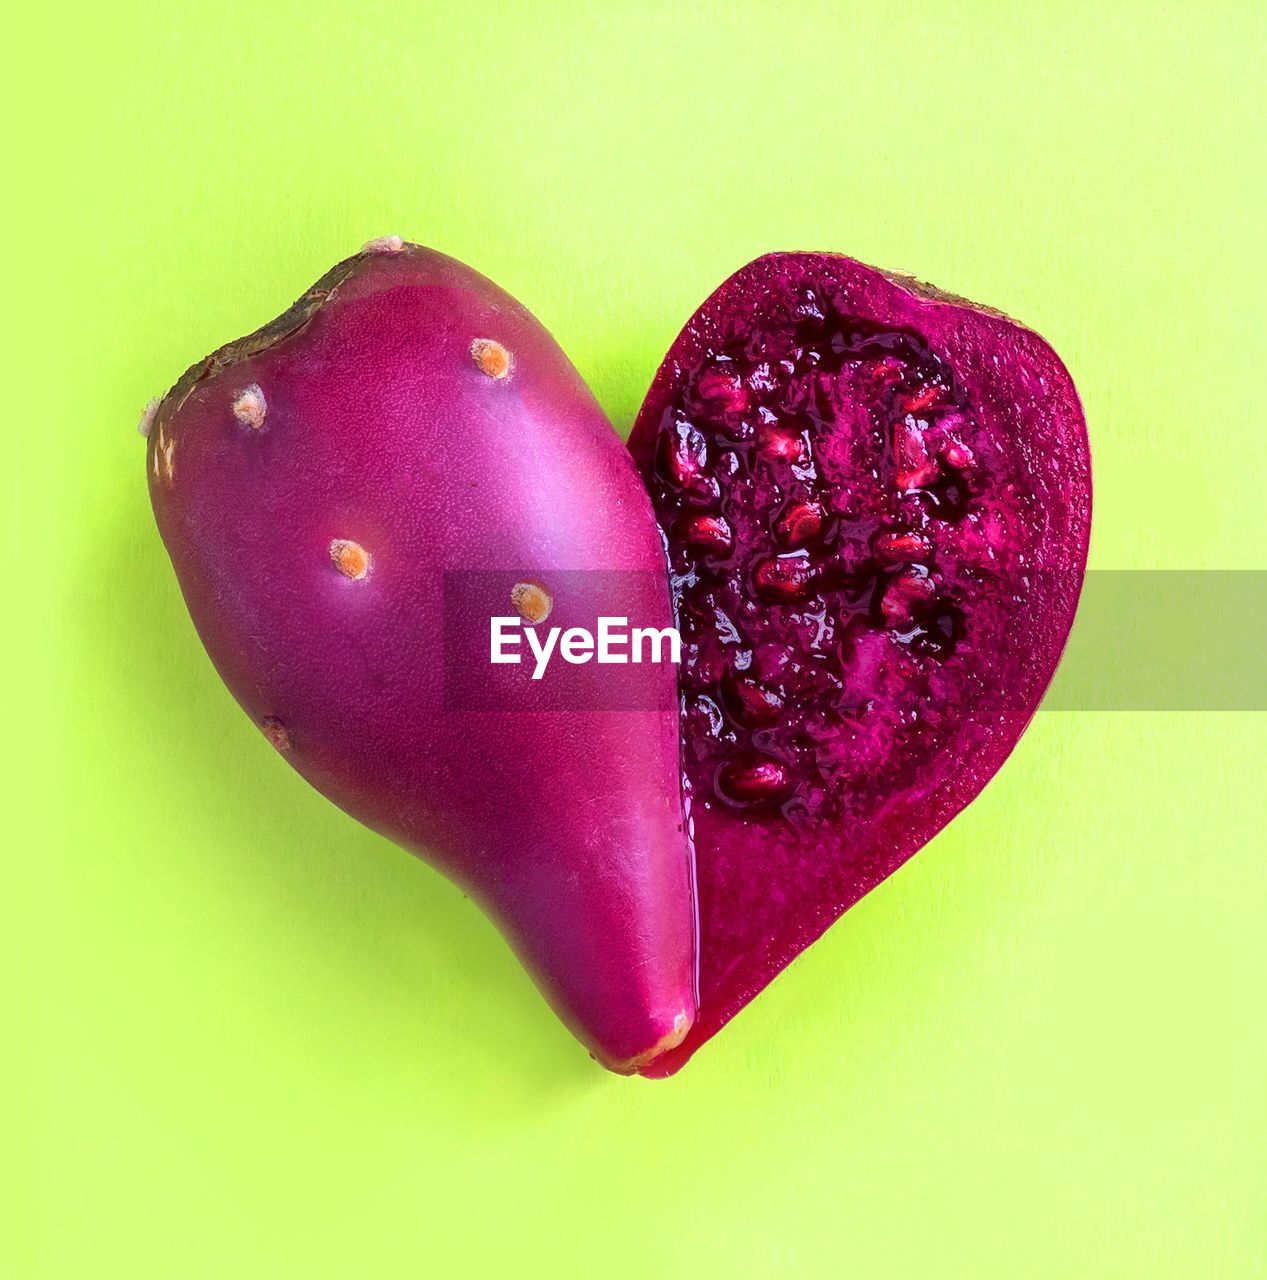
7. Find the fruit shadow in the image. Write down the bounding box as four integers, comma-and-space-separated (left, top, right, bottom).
93, 466, 602, 1113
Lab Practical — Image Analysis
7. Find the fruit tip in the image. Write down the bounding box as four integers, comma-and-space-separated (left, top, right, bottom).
138, 398, 161, 438
610, 1010, 692, 1075
362, 235, 406, 254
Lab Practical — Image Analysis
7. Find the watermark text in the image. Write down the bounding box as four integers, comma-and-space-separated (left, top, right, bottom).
491, 616, 681, 680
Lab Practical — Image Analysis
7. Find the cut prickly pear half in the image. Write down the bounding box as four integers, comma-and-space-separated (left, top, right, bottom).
145, 240, 697, 1073
628, 252, 1091, 1075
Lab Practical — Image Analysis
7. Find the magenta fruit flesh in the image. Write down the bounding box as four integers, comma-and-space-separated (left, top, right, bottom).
629, 252, 1091, 1075
146, 241, 697, 1073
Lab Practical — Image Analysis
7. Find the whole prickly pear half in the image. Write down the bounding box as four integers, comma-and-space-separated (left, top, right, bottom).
628, 253, 1091, 1075
144, 241, 697, 1073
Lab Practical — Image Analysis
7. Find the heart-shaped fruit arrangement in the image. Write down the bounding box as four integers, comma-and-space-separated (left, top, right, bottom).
144, 240, 1090, 1075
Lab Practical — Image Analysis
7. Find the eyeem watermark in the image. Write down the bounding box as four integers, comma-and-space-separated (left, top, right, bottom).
449, 569, 1267, 713
491, 616, 681, 680
444, 569, 681, 711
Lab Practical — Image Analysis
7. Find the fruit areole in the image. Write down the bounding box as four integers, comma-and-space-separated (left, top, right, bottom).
144, 242, 697, 1074
628, 253, 1091, 1076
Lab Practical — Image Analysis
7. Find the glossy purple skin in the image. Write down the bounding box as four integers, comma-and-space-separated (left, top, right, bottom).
147, 244, 696, 1073
629, 253, 1091, 1075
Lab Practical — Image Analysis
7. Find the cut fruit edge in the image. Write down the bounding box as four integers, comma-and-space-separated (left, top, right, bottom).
630, 253, 1091, 1076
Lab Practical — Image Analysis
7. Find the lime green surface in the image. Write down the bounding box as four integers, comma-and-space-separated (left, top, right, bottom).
7, 2, 1266, 1276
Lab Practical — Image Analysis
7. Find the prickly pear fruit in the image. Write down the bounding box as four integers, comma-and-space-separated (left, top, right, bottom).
629, 252, 1091, 1074
145, 241, 697, 1073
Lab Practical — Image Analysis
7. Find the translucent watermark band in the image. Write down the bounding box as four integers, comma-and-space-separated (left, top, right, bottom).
443, 569, 1267, 712
1044, 571, 1265, 711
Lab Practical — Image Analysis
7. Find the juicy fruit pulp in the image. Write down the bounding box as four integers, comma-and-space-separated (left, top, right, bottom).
629, 253, 1091, 1075
657, 315, 1009, 823
146, 242, 697, 1073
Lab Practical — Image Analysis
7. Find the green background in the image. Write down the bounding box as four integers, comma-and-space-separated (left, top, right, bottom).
7, 2, 1266, 1275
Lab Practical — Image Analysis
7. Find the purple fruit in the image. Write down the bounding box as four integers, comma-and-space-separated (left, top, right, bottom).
144, 240, 696, 1073
628, 252, 1091, 1075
